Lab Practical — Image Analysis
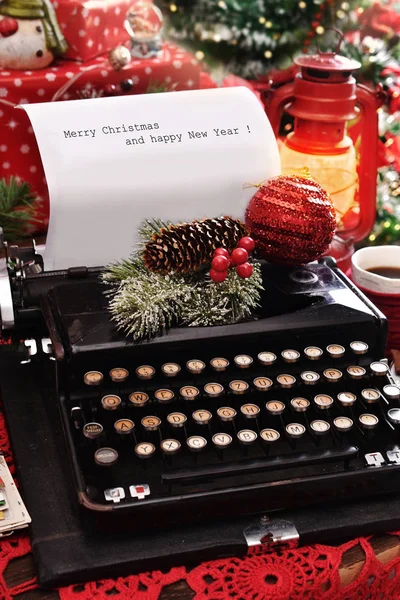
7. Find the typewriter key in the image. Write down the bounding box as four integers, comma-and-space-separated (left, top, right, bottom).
204, 382, 224, 398
277, 374, 296, 388
253, 377, 273, 392
310, 420, 330, 435
114, 419, 135, 435
326, 344, 345, 359
333, 416, 353, 432
285, 423, 306, 438
370, 361, 389, 376
154, 389, 175, 403
359, 413, 379, 429
347, 366, 366, 380
260, 428, 280, 442
135, 442, 156, 458
212, 433, 232, 448
141, 416, 161, 431
161, 363, 181, 377
167, 412, 187, 428
160, 439, 181, 455
129, 392, 149, 407
180, 386, 200, 401
94, 447, 118, 466
229, 380, 249, 395
290, 397, 310, 412
361, 389, 381, 404
388, 407, 400, 425
234, 355, 253, 369
314, 394, 334, 409
217, 407, 237, 422
266, 400, 285, 415
337, 392, 357, 407
136, 365, 155, 380
241, 403, 260, 418
192, 409, 212, 425
237, 429, 257, 445
210, 357, 229, 372
258, 352, 277, 366
101, 395, 122, 411
83, 422, 104, 439
383, 384, 400, 400
304, 346, 323, 360
281, 349, 300, 363
186, 359, 206, 375
350, 341, 369, 355
187, 435, 207, 451
84, 371, 103, 386
323, 369, 343, 383
109, 368, 129, 383
300, 371, 320, 385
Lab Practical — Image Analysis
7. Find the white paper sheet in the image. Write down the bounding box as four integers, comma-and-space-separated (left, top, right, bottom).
23, 87, 280, 270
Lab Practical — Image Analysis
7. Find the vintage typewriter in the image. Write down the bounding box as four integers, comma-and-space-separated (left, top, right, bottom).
1, 234, 400, 537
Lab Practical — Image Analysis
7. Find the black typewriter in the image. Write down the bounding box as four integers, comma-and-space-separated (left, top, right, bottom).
2, 237, 400, 535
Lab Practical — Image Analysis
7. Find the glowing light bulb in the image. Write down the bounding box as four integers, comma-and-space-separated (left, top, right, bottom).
195, 50, 205, 60
298, 1, 306, 7
264, 50, 272, 58
395, 224, 400, 231
336, 10, 345, 19
265, 21, 272, 28
170, 3, 177, 12
316, 26, 325, 35
259, 16, 266, 24
369, 234, 376, 241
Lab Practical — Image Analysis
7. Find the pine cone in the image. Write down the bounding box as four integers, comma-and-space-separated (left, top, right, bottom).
143, 217, 248, 274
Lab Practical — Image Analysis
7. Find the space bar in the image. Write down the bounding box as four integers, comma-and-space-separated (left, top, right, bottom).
162, 446, 358, 485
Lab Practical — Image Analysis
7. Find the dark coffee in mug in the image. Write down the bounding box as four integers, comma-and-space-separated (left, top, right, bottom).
366, 266, 400, 279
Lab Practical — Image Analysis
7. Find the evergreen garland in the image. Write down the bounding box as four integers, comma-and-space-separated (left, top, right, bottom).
0, 177, 40, 240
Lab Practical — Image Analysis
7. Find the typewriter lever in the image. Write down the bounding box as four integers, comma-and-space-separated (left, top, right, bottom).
244, 518, 299, 551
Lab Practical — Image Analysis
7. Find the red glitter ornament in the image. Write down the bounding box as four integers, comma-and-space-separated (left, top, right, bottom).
245, 174, 336, 267
211, 255, 229, 272
231, 247, 248, 266
236, 263, 253, 279
210, 269, 228, 283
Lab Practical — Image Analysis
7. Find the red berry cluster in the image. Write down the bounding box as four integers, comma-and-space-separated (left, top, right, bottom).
210, 237, 255, 283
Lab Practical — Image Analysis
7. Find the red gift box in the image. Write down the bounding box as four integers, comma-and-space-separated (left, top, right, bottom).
0, 42, 201, 232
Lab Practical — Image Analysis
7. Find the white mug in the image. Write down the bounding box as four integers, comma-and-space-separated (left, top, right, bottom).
352, 246, 400, 295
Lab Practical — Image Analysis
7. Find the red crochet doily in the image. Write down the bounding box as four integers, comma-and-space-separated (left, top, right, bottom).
1, 407, 400, 600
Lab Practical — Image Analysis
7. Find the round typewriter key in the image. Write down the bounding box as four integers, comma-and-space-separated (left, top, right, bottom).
101, 395, 122, 411
260, 428, 280, 443
161, 362, 181, 377
241, 403, 260, 418
266, 400, 285, 415
154, 389, 175, 403
94, 447, 118, 466
285, 423, 306, 438
314, 394, 334, 409
136, 365, 155, 380
370, 361, 389, 376
192, 409, 212, 425
167, 412, 187, 428
258, 352, 277, 366
129, 391, 149, 407
337, 392, 357, 407
217, 406, 237, 422
253, 377, 273, 392
187, 435, 207, 451
333, 416, 354, 432
383, 384, 400, 400
350, 341, 369, 355
84, 371, 103, 386
326, 344, 345, 358
204, 382, 224, 398
186, 359, 206, 375
290, 397, 310, 412
361, 388, 380, 404
212, 433, 232, 448
109, 367, 129, 383
160, 438, 181, 455
229, 380, 249, 395
310, 419, 330, 435
141, 416, 161, 431
134, 442, 156, 458
180, 386, 200, 401
210, 357, 230, 372
359, 413, 379, 429
388, 408, 400, 425
234, 354, 253, 369
114, 419, 135, 435
237, 429, 258, 445
323, 368, 343, 383
83, 422, 104, 439
281, 349, 300, 363
304, 346, 323, 360
347, 365, 366, 380
300, 371, 320, 385
277, 374, 296, 388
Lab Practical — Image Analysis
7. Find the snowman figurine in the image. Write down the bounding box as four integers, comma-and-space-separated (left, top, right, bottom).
0, 0, 67, 70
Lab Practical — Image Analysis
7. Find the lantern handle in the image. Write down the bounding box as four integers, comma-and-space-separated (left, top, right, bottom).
316, 27, 345, 56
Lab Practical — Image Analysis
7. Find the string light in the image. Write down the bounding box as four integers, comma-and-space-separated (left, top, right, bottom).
369, 234, 376, 242
384, 221, 391, 228
341, 2, 350, 9
195, 50, 205, 60
298, 1, 306, 7
169, 3, 177, 12
336, 10, 345, 19
316, 26, 324, 35
265, 21, 272, 28
217, 0, 227, 8
395, 224, 400, 231
214, 34, 221, 42
259, 16, 266, 24
264, 50, 272, 59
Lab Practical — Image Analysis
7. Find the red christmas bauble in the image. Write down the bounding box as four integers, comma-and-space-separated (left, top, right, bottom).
245, 174, 336, 267
0, 17, 18, 37
211, 255, 229, 272
210, 269, 228, 283
236, 262, 253, 279
238, 236, 255, 252
213, 248, 230, 259
231, 247, 248, 265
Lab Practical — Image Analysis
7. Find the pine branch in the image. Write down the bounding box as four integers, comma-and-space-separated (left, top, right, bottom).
0, 177, 40, 240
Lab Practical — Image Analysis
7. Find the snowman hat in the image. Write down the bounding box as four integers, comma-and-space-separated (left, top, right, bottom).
0, 0, 67, 55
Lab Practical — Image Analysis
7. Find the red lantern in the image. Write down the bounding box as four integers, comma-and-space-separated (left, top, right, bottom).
264, 31, 385, 269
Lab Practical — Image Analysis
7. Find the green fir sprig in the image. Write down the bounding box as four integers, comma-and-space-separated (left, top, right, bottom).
0, 177, 40, 240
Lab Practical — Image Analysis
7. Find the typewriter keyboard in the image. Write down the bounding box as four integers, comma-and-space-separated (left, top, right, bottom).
66, 341, 400, 513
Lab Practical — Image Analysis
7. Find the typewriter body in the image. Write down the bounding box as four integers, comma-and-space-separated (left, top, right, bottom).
2, 235, 400, 533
